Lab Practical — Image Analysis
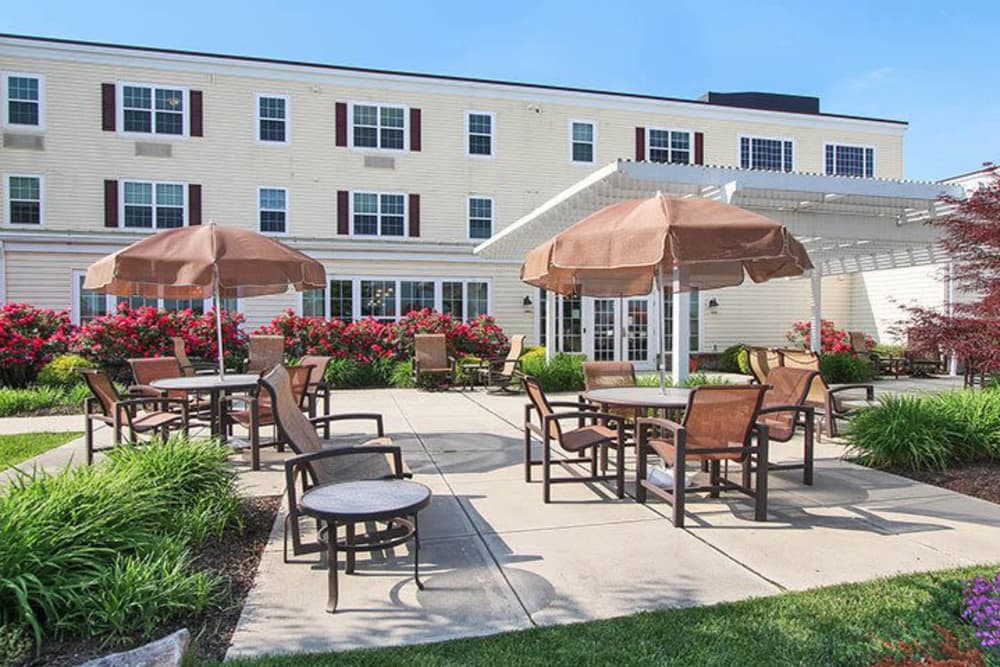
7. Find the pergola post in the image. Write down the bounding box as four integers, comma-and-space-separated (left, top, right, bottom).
672, 268, 690, 385
810, 271, 822, 353
545, 290, 556, 362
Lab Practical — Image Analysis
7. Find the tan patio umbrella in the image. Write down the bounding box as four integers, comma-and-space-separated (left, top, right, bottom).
85, 223, 326, 376
521, 194, 813, 390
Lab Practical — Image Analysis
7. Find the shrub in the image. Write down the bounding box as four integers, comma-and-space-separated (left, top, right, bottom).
0, 624, 31, 666
254, 310, 349, 359
874, 343, 905, 358
324, 357, 396, 388
786, 319, 862, 353
453, 355, 481, 386
36, 354, 96, 388
820, 352, 875, 384
390, 360, 415, 388
846, 390, 1000, 471
0, 385, 90, 418
521, 350, 585, 392
737, 347, 751, 375
0, 304, 74, 388
0, 438, 239, 647
719, 344, 745, 373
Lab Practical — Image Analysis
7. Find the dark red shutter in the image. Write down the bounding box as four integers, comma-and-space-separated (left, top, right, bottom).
337, 190, 349, 234
635, 127, 645, 161
101, 83, 116, 132
335, 103, 347, 147
103, 180, 119, 227
408, 194, 420, 237
410, 108, 421, 151
190, 91, 203, 137
188, 184, 202, 225
694, 131, 704, 165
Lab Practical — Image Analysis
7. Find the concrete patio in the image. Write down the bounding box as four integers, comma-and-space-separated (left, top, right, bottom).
3, 374, 996, 661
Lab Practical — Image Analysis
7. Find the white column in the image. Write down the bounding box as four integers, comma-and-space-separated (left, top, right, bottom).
672, 268, 690, 385
545, 290, 556, 362
810, 271, 822, 353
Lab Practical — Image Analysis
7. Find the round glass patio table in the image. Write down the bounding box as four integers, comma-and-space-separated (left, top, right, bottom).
151, 373, 260, 440
582, 386, 692, 411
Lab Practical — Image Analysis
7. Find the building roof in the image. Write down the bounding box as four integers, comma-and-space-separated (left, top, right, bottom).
0, 33, 907, 127
475, 160, 965, 277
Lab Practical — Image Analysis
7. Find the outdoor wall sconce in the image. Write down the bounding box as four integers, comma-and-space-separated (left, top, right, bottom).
708, 297, 719, 313
522, 295, 533, 312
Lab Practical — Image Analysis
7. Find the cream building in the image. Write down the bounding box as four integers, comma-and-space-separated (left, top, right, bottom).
0, 33, 961, 369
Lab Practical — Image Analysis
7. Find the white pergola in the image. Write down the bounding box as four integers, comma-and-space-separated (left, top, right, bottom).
475, 160, 965, 382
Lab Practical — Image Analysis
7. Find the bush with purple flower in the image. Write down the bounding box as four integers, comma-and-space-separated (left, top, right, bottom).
963, 571, 1000, 652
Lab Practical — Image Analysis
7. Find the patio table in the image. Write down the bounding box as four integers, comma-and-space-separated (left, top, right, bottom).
301, 479, 432, 613
151, 373, 260, 441
582, 386, 692, 414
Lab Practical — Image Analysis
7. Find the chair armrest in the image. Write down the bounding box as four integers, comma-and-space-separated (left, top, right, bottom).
548, 401, 599, 410
128, 384, 166, 398
310, 413, 385, 437
543, 411, 626, 427
116, 396, 189, 409
757, 404, 816, 417
828, 384, 875, 400
636, 416, 685, 435
284, 444, 406, 480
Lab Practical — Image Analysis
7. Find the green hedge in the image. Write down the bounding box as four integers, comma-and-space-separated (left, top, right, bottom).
719, 344, 746, 373
0, 385, 90, 418
36, 354, 96, 388
820, 352, 875, 384
520, 349, 585, 392
0, 438, 241, 653
846, 390, 1000, 471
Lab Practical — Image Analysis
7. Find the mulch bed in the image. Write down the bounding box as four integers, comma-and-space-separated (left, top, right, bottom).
24, 495, 281, 666
894, 463, 1000, 505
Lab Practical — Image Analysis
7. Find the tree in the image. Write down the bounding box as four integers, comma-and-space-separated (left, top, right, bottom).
904, 176, 1000, 377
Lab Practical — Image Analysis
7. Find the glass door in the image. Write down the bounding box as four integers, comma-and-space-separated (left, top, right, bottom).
583, 296, 655, 370
591, 298, 617, 362
624, 298, 652, 368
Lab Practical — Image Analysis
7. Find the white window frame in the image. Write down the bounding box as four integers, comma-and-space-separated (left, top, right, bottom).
568, 119, 596, 164
255, 93, 290, 145
117, 82, 190, 138
739, 134, 795, 172
257, 185, 289, 235
646, 127, 693, 164
465, 110, 496, 159
2, 72, 45, 130
119, 179, 188, 231
4, 173, 44, 227
349, 191, 408, 237
347, 101, 409, 152
71, 270, 241, 325
467, 195, 494, 241
297, 275, 492, 322
824, 142, 875, 178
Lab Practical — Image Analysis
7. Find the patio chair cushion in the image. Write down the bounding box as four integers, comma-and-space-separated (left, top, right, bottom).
132, 410, 185, 431
560, 424, 618, 452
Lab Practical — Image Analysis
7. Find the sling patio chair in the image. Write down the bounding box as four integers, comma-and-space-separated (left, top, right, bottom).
80, 368, 189, 464
170, 336, 217, 376
476, 334, 527, 392
580, 361, 638, 469
747, 347, 782, 384
635, 384, 769, 528
413, 333, 454, 388
257, 365, 407, 561
247, 334, 285, 373
225, 364, 313, 471
779, 348, 820, 372
127, 356, 212, 423
299, 354, 334, 425
754, 367, 818, 485
779, 348, 876, 439
522, 375, 626, 503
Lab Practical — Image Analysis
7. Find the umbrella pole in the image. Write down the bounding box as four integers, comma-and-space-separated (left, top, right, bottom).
215, 281, 225, 379
657, 264, 666, 395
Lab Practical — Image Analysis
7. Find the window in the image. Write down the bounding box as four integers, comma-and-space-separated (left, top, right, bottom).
6, 175, 42, 225
400, 281, 435, 314
301, 289, 325, 318
351, 103, 405, 150
76, 275, 107, 324
258, 187, 287, 234
329, 280, 353, 322
352, 192, 405, 236
442, 281, 464, 318
117, 295, 158, 310
122, 181, 185, 229
467, 281, 489, 320
468, 196, 493, 240
361, 280, 397, 321
663, 288, 701, 352
825, 144, 874, 178
257, 94, 288, 143
121, 84, 185, 135
647, 128, 691, 164
466, 111, 494, 156
3, 73, 42, 127
72, 272, 237, 324
740, 136, 793, 172
570, 120, 595, 163
162, 298, 205, 315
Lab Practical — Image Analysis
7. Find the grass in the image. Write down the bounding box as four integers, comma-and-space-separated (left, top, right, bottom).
0, 384, 90, 418
0, 431, 83, 469
218, 564, 999, 667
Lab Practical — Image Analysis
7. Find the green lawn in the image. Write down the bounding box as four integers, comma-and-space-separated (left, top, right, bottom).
0, 431, 83, 469
218, 565, 999, 667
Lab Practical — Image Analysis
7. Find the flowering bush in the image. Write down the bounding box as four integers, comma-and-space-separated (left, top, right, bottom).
786, 319, 873, 353
964, 572, 1000, 652
71, 304, 247, 368
0, 303, 74, 388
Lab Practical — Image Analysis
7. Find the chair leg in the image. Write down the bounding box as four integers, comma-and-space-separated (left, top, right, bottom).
523, 426, 532, 482
803, 415, 815, 486
85, 417, 94, 466
673, 432, 687, 527
250, 406, 260, 472
615, 440, 625, 499
755, 429, 770, 522
635, 438, 648, 504
600, 443, 608, 472
542, 433, 552, 504
589, 447, 598, 478
709, 460, 721, 498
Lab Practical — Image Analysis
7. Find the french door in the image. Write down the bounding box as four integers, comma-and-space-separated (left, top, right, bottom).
584, 297, 654, 370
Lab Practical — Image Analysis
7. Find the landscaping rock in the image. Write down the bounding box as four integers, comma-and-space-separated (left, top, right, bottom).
76, 629, 189, 667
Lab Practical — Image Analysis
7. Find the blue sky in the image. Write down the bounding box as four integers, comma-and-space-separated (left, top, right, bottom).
5, 0, 996, 180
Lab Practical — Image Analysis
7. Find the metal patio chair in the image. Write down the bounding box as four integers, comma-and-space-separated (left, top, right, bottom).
247, 334, 285, 373
413, 333, 454, 387
636, 384, 769, 527
476, 334, 527, 392
299, 354, 334, 426
755, 367, 818, 485
748, 347, 782, 384
170, 336, 217, 376
127, 356, 212, 422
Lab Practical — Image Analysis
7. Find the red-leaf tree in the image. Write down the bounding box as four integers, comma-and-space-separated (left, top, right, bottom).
904, 176, 1000, 376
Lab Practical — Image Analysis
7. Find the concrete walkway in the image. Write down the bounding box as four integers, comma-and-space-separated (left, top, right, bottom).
224, 384, 999, 660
